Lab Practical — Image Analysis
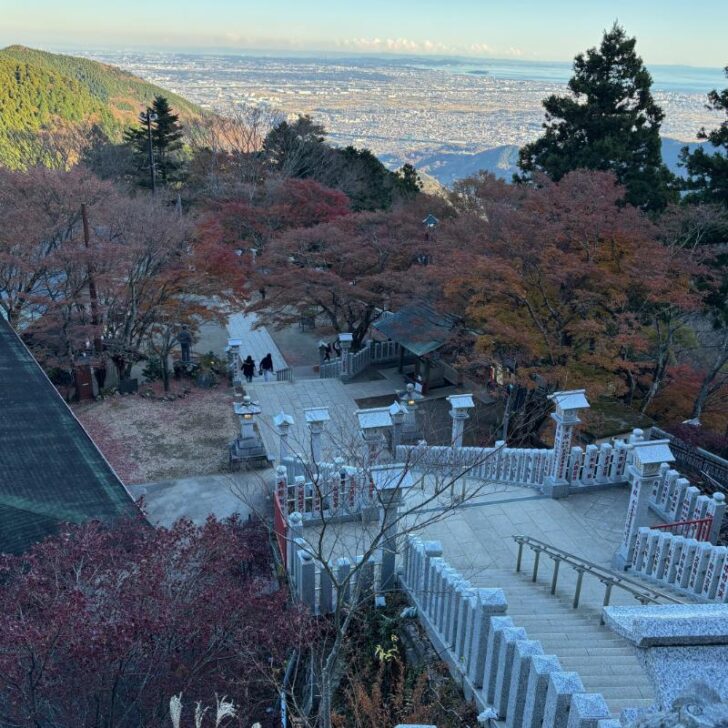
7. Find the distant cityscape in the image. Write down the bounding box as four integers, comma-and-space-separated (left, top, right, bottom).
77, 50, 724, 184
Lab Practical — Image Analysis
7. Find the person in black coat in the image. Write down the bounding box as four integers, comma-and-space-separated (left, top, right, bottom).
241, 355, 256, 383
259, 353, 274, 381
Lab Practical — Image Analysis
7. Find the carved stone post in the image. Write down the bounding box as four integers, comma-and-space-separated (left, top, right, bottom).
543, 390, 590, 499
613, 440, 675, 570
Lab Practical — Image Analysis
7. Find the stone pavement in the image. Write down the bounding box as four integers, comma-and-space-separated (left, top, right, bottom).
246, 377, 402, 462
127, 471, 271, 528
228, 312, 288, 373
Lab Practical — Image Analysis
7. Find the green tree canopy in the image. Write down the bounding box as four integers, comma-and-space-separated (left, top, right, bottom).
125, 95, 186, 188
518, 23, 676, 212
680, 66, 728, 207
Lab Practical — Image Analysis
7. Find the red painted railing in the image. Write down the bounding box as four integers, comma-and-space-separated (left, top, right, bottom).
273, 492, 288, 567
653, 516, 713, 541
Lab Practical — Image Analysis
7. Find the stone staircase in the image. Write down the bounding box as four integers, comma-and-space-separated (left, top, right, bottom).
473, 566, 656, 717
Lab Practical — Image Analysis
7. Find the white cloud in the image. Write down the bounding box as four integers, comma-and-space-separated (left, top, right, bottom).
336, 37, 519, 58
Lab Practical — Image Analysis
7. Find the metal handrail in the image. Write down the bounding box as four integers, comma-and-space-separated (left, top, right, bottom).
512, 535, 684, 623
653, 516, 713, 541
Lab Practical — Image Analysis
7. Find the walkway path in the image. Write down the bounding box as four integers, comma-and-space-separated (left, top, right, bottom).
246, 377, 400, 462
227, 312, 288, 374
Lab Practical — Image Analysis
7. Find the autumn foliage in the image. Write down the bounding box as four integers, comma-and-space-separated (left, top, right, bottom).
0, 517, 312, 728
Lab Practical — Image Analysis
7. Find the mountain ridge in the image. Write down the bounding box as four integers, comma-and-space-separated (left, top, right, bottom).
0, 45, 202, 169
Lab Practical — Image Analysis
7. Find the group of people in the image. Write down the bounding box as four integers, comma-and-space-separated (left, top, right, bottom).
241, 353, 274, 383
321, 340, 342, 362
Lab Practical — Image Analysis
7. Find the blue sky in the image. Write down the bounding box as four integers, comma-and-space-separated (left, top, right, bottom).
2, 0, 726, 68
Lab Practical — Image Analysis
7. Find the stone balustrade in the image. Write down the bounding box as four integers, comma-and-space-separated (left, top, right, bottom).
401, 535, 613, 726
631, 526, 728, 602
275, 461, 376, 523
395, 439, 632, 493
287, 535, 383, 616
647, 464, 725, 543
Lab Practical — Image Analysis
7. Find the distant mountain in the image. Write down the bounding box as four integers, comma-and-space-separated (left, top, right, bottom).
0, 45, 202, 169
410, 138, 704, 187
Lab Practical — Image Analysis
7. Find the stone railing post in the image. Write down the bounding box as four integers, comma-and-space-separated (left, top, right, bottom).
273, 411, 295, 463
707, 492, 726, 545
613, 440, 675, 570
373, 465, 414, 591
287, 512, 303, 578
304, 407, 330, 464
338, 332, 353, 377
543, 390, 590, 499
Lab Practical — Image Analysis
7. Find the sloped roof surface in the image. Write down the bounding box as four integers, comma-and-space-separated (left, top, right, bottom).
373, 303, 458, 356
0, 317, 139, 554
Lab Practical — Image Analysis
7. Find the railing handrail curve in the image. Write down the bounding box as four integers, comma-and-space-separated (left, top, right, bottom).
512, 534, 685, 606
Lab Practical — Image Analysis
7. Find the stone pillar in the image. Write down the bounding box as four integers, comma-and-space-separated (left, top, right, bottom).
287, 512, 303, 580
389, 401, 407, 450
297, 549, 315, 610
276, 465, 288, 515
467, 588, 508, 687
339, 332, 353, 377
688, 541, 714, 595
543, 390, 590, 499
613, 440, 675, 570
566, 693, 610, 728
304, 407, 330, 464
422, 541, 443, 609
447, 393, 475, 448
505, 639, 544, 728
521, 654, 562, 728
483, 616, 514, 705
493, 628, 527, 717
702, 546, 727, 599
542, 671, 585, 728
273, 411, 295, 463
377, 477, 406, 591
707, 493, 726, 545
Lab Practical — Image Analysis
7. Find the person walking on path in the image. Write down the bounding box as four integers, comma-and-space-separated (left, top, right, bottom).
241, 355, 256, 383
259, 353, 274, 382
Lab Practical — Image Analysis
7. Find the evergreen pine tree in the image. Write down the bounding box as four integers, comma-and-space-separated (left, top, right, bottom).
518, 23, 676, 211
680, 66, 728, 207
125, 96, 185, 188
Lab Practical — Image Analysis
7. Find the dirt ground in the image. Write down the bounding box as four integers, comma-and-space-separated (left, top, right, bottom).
74, 381, 237, 485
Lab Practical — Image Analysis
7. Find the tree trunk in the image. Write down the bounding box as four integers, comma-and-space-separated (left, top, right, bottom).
161, 354, 170, 392
691, 334, 728, 421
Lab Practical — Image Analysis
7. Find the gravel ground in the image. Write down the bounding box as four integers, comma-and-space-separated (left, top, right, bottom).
74, 382, 237, 485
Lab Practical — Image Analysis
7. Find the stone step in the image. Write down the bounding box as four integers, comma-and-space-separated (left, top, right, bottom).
545, 645, 637, 657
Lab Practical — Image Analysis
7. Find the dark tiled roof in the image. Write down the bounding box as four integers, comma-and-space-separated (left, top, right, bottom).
373, 303, 458, 357
0, 317, 140, 554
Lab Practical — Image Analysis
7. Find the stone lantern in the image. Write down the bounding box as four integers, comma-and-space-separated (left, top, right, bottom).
230, 395, 266, 467
234, 395, 261, 440
447, 393, 475, 448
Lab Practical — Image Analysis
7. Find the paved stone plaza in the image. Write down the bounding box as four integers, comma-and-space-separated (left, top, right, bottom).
246, 378, 400, 460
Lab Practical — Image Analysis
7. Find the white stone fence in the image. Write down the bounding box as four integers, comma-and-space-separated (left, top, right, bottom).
647, 463, 725, 542
401, 536, 615, 726
287, 528, 384, 616
319, 337, 403, 380
395, 439, 632, 492
631, 526, 728, 602
275, 462, 376, 523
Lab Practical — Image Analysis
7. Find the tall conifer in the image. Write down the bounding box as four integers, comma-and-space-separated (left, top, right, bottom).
518, 24, 676, 211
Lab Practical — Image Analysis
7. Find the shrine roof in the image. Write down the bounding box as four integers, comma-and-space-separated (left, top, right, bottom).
372, 303, 458, 357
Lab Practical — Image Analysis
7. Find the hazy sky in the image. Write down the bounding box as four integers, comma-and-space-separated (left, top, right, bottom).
2, 0, 726, 68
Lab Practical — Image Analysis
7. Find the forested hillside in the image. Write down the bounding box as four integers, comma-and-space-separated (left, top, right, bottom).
0, 45, 201, 168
